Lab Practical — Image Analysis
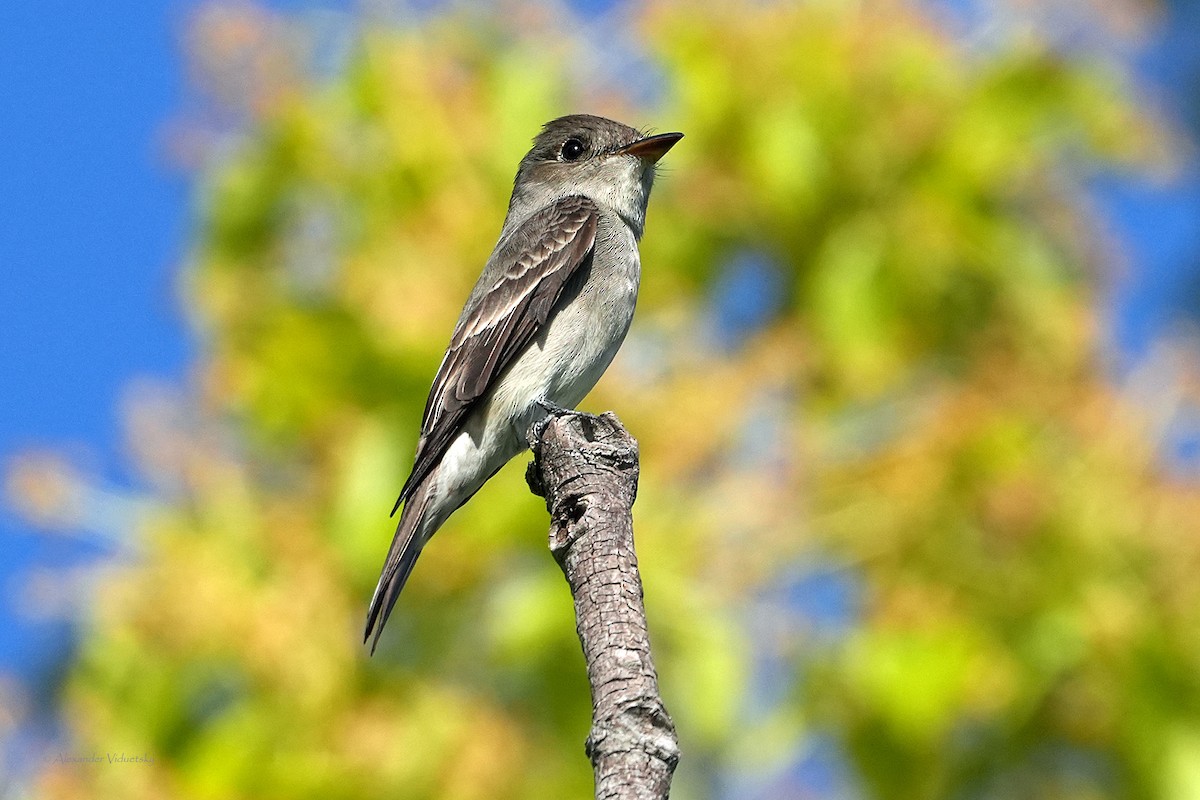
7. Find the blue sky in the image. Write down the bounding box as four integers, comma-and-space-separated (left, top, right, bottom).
1097, 0, 1200, 365
0, 2, 193, 685
0, 0, 367, 694
1, 0, 1199, 764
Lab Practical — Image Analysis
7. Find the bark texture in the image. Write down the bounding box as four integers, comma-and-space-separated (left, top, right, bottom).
525, 411, 680, 800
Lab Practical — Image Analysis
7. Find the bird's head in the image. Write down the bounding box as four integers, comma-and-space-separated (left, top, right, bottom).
509, 114, 683, 238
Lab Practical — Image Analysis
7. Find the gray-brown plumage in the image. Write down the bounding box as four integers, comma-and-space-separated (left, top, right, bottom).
365, 115, 682, 653
390, 196, 599, 516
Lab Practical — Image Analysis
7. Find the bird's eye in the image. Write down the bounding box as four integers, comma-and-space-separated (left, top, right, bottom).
560, 138, 586, 161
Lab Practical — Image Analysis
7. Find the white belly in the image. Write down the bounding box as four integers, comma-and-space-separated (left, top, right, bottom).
427, 219, 641, 524
501, 228, 639, 411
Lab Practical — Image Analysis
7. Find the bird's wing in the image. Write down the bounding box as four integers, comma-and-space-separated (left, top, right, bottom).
391, 194, 599, 515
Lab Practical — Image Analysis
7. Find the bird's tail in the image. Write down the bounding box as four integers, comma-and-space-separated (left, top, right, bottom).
364, 477, 435, 654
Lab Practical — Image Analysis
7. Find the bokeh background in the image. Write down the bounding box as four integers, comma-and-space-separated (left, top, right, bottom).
4, 1, 1200, 798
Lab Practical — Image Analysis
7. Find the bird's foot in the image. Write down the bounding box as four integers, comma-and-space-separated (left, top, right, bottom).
530, 399, 580, 445
536, 399, 577, 418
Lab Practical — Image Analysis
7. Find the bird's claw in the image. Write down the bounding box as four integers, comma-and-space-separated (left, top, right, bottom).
537, 399, 575, 417
531, 399, 579, 445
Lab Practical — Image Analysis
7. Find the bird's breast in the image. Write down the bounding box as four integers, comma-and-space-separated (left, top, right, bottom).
487, 215, 641, 428
543, 219, 641, 401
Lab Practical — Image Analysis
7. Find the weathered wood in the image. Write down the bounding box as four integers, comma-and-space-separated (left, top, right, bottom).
526, 411, 679, 800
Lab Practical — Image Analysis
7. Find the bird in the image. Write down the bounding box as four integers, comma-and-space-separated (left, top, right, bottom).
364, 114, 682, 653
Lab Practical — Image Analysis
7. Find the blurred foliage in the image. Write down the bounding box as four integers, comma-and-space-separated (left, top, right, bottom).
15, 1, 1200, 799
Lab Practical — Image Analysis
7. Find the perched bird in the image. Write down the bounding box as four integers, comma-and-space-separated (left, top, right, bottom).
364, 114, 682, 652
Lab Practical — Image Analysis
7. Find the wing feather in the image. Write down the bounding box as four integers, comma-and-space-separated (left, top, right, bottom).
390, 195, 599, 515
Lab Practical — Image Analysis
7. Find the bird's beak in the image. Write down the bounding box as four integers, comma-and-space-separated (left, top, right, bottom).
614, 132, 684, 164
